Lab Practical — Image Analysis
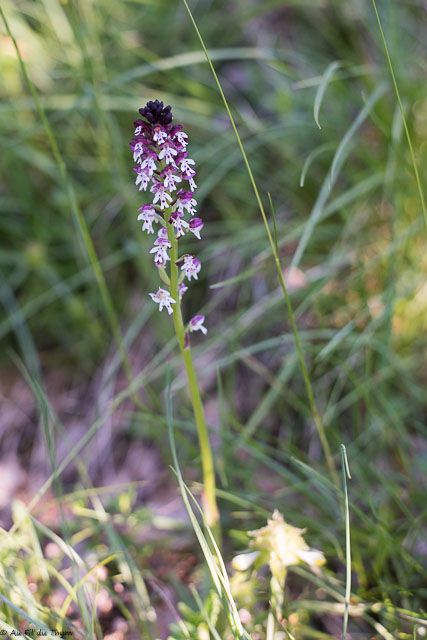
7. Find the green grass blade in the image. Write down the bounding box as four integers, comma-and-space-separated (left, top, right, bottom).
340, 444, 352, 640
313, 61, 341, 129
268, 192, 279, 256
300, 143, 334, 187
330, 83, 386, 183
371, 0, 427, 229
0, 6, 135, 384
292, 85, 385, 270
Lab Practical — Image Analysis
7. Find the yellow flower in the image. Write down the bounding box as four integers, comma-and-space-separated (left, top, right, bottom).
232, 510, 325, 580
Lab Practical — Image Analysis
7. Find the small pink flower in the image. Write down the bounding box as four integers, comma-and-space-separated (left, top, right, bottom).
169, 211, 189, 238
161, 166, 182, 191
132, 141, 144, 162
178, 281, 188, 300
189, 218, 203, 240
179, 156, 196, 175
149, 245, 170, 266
149, 228, 171, 265
178, 254, 201, 281
175, 190, 197, 216
151, 182, 173, 209
149, 288, 176, 314
158, 142, 178, 165
171, 126, 188, 148
152, 125, 168, 144
134, 166, 151, 191
140, 151, 157, 177
137, 205, 157, 234
189, 315, 207, 335
182, 172, 197, 191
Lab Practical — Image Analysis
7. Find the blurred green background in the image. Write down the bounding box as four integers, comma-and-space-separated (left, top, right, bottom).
0, 0, 426, 638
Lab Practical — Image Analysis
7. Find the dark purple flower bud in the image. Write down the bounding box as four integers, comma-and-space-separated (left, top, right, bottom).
133, 119, 151, 137
170, 124, 183, 137
139, 100, 173, 126
184, 332, 190, 349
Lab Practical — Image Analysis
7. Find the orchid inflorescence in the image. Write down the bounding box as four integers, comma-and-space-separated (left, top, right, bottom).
130, 100, 206, 337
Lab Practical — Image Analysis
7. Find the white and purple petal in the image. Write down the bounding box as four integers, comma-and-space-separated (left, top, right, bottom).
149, 287, 176, 314
189, 314, 207, 335
189, 217, 203, 240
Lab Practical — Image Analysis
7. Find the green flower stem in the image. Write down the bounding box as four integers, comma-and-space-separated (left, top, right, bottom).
165, 218, 220, 538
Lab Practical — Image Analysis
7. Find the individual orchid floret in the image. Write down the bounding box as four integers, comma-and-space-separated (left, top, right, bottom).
152, 251, 168, 268
170, 124, 188, 149
178, 281, 188, 300
177, 254, 201, 281
132, 141, 144, 163
169, 211, 189, 238
140, 150, 157, 177
137, 205, 157, 234
174, 190, 197, 216
149, 287, 176, 314
161, 166, 182, 191
158, 142, 178, 165
151, 182, 173, 209
177, 153, 196, 176
149, 244, 170, 267
134, 166, 151, 191
189, 314, 207, 335
189, 218, 203, 240
182, 172, 197, 191
174, 130, 188, 147
149, 228, 171, 266
152, 125, 168, 145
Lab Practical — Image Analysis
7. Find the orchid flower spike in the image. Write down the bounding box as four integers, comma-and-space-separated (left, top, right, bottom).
130, 100, 207, 339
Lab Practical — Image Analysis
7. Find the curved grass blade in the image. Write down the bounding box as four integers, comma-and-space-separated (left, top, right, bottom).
330, 83, 386, 184
109, 47, 278, 88
0, 593, 57, 640
313, 61, 341, 129
300, 143, 334, 187
293, 84, 385, 269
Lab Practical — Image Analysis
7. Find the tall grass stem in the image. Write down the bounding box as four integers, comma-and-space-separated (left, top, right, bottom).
371, 0, 427, 229
340, 444, 352, 640
182, 0, 338, 486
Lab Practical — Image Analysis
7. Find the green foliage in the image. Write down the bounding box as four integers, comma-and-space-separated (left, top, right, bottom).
168, 591, 223, 639
0, 0, 426, 638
